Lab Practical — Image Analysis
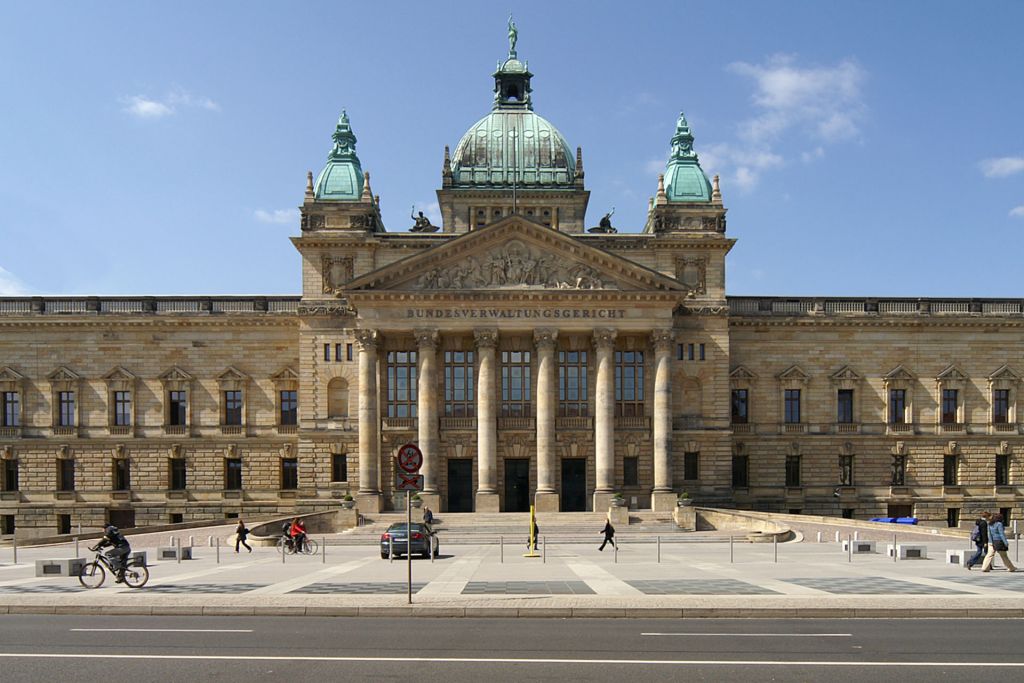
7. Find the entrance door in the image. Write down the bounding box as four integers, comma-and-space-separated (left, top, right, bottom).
447, 459, 474, 513
560, 459, 587, 512
504, 459, 530, 512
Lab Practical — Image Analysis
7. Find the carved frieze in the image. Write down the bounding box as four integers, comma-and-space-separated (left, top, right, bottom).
297, 302, 356, 317
300, 213, 325, 231
321, 256, 354, 295
415, 240, 618, 291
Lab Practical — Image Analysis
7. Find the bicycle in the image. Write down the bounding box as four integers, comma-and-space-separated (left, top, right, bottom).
79, 548, 149, 589
277, 535, 319, 555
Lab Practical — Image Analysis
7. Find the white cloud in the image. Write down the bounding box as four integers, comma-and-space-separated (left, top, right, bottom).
1010, 206, 1024, 218
0, 265, 30, 295
980, 157, 1024, 178
121, 88, 220, 119
644, 158, 665, 175
801, 146, 826, 163
254, 208, 298, 224
700, 143, 783, 192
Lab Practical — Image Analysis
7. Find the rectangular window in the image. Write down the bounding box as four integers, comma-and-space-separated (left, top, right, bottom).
281, 458, 298, 490
677, 344, 684, 361
386, 350, 419, 418
558, 350, 588, 417
943, 455, 958, 486
224, 390, 243, 425
58, 459, 75, 491
941, 389, 958, 424
732, 455, 749, 488
279, 390, 298, 425
1, 391, 19, 427
687, 343, 695, 361
331, 454, 348, 482
335, 343, 343, 362
169, 513, 183, 525
168, 390, 187, 426
947, 508, 960, 528
444, 350, 475, 417
842, 508, 855, 520
623, 456, 639, 487
785, 455, 801, 487
57, 514, 71, 535
683, 452, 699, 481
170, 458, 187, 490
731, 389, 749, 424
58, 391, 75, 427
837, 389, 854, 424
225, 458, 243, 490
501, 350, 532, 418
1000, 507, 1012, 526
784, 389, 801, 424
1, 515, 13, 535
839, 455, 854, 486
614, 350, 644, 417
888, 389, 906, 424
114, 391, 131, 426
699, 343, 706, 361
996, 454, 1010, 486
2, 459, 17, 492
323, 343, 330, 362
346, 343, 353, 362
113, 459, 130, 491
993, 389, 1010, 424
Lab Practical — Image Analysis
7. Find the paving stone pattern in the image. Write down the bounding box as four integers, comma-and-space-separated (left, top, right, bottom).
144, 583, 269, 594
783, 576, 970, 595
0, 585, 88, 593
293, 582, 428, 595
626, 579, 779, 595
462, 581, 595, 595
939, 574, 1024, 591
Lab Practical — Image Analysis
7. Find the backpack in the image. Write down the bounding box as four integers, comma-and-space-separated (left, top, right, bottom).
970, 525, 981, 543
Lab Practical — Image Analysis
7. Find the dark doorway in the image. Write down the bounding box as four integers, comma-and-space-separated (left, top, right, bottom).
107, 509, 135, 529
560, 459, 587, 512
447, 459, 474, 513
504, 459, 530, 512
887, 503, 913, 518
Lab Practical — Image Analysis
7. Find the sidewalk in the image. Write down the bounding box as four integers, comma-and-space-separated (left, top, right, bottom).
2, 529, 1022, 618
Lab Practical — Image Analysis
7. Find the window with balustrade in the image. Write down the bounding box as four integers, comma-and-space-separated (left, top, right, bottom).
501, 350, 531, 418
444, 350, 474, 417
113, 391, 132, 427
614, 350, 644, 417
941, 389, 959, 424
558, 351, 588, 417
224, 390, 243, 426
168, 391, 187, 426
837, 390, 854, 424
1, 391, 19, 427
731, 389, 748, 424
888, 389, 907, 425
784, 389, 801, 424
58, 391, 76, 427
279, 390, 298, 425
386, 351, 418, 418
993, 389, 1011, 425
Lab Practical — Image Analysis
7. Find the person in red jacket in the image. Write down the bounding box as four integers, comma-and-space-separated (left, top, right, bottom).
289, 518, 307, 554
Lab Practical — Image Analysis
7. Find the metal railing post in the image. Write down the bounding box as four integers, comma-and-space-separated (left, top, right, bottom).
774, 534, 778, 563
729, 535, 734, 563
847, 534, 852, 563
12, 533, 16, 564
893, 533, 898, 563
389, 536, 394, 563
657, 536, 661, 564
176, 536, 181, 564
216, 536, 220, 564
614, 542, 618, 564
500, 535, 504, 563
323, 536, 327, 564
542, 536, 546, 564
74, 537, 79, 559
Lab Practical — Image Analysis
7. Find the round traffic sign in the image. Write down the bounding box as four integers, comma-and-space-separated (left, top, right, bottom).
396, 443, 423, 473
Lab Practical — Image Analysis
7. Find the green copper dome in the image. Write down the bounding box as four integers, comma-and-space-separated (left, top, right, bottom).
663, 112, 712, 203
314, 110, 364, 201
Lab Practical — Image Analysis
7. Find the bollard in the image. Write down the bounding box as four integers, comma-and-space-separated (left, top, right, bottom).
74, 537, 79, 559
282, 537, 286, 564
500, 535, 504, 563
323, 536, 327, 564
816, 531, 822, 543
216, 536, 220, 564
847, 534, 852, 563
77, 523, 82, 536
893, 533, 898, 563
835, 531, 840, 543
188, 535, 194, 548
1015, 522, 1020, 563
542, 536, 546, 564
774, 534, 778, 563
657, 536, 661, 564
854, 531, 859, 542
389, 537, 393, 564
176, 536, 181, 564
730, 535, 734, 563
208, 535, 213, 547
614, 542, 618, 564
12, 533, 17, 565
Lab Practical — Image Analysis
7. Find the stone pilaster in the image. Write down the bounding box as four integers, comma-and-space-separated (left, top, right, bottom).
534, 328, 559, 512
354, 329, 381, 511
475, 328, 499, 512
415, 328, 440, 511
651, 329, 677, 512
592, 327, 617, 510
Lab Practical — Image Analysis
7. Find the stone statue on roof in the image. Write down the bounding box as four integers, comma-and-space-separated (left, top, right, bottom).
508, 15, 518, 55
588, 207, 617, 234
410, 206, 438, 233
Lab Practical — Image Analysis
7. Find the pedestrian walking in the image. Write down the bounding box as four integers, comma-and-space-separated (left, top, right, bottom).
598, 519, 616, 551
422, 506, 434, 527
965, 513, 988, 570
527, 520, 539, 549
981, 512, 1017, 572
235, 519, 252, 553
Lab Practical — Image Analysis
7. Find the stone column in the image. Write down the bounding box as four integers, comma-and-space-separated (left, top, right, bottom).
651, 329, 677, 511
592, 328, 617, 510
415, 328, 440, 512
354, 329, 381, 512
475, 328, 500, 512
534, 328, 559, 512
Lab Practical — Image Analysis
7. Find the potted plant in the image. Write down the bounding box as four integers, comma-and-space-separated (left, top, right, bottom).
610, 493, 626, 507
341, 494, 356, 509
676, 491, 693, 507
410, 493, 423, 508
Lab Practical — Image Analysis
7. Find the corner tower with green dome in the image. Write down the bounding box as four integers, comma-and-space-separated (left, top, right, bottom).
437, 25, 590, 233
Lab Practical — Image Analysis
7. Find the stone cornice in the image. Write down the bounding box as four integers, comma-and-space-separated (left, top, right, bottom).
729, 317, 1024, 330
0, 318, 299, 330
346, 290, 685, 304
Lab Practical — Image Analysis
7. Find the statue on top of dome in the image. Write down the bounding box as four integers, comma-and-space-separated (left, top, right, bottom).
508, 15, 518, 56
410, 206, 438, 233
588, 207, 617, 234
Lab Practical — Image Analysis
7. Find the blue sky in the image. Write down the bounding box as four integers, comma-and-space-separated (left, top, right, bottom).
1, 1, 1022, 297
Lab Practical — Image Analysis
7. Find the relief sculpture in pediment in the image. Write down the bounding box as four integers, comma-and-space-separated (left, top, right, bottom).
415, 240, 618, 291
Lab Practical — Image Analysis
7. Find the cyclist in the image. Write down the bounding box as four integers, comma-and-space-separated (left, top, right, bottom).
280, 520, 294, 552
289, 517, 307, 554
90, 524, 131, 583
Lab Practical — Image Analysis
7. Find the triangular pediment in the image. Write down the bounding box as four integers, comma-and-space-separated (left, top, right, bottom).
47, 366, 80, 382
777, 365, 810, 382
884, 364, 916, 381
217, 366, 250, 382
103, 366, 137, 382
936, 364, 968, 382
830, 365, 862, 382
272, 366, 299, 381
345, 217, 689, 294
0, 366, 25, 382
989, 364, 1022, 382
159, 366, 194, 382
729, 365, 757, 381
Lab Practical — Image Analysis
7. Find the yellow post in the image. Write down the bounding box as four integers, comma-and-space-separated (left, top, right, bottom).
523, 504, 540, 558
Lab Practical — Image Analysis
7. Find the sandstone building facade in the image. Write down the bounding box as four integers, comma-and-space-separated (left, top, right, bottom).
1, 40, 1022, 537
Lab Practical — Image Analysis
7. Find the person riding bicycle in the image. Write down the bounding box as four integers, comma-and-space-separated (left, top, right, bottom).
280, 520, 294, 552
289, 517, 307, 554
89, 524, 131, 583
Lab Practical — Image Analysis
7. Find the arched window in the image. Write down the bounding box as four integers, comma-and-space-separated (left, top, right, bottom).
327, 378, 349, 418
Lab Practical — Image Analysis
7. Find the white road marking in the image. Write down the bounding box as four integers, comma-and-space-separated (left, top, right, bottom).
246, 558, 375, 595
641, 632, 852, 637
565, 559, 643, 595
0, 653, 1020, 667
416, 547, 486, 596
70, 629, 253, 633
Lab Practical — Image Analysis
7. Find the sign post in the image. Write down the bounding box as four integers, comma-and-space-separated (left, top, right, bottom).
395, 443, 423, 604
523, 505, 540, 558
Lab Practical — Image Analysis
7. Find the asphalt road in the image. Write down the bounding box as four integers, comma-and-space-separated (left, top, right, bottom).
0, 615, 1021, 682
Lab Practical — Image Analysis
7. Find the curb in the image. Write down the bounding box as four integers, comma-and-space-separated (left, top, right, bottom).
2, 604, 1023, 619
